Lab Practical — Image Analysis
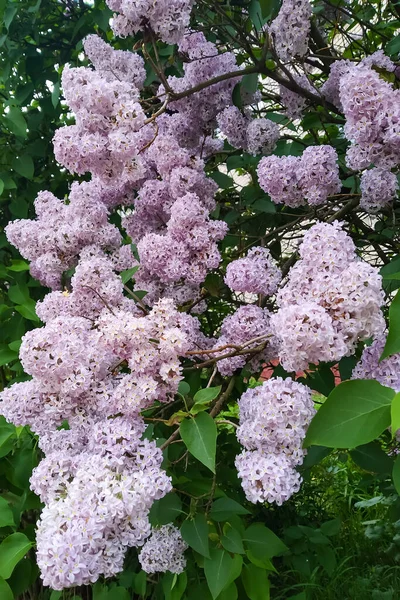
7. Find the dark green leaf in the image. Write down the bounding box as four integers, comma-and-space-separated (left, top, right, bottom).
0, 498, 15, 528
210, 171, 234, 189
149, 493, 184, 526
11, 156, 34, 179
243, 524, 288, 559
209, 498, 250, 522
221, 524, 245, 554
304, 380, 395, 448
204, 549, 242, 600
0, 576, 13, 600
180, 412, 217, 473
350, 442, 393, 473
180, 514, 210, 558
320, 519, 341, 537
5, 107, 27, 138
393, 455, 400, 495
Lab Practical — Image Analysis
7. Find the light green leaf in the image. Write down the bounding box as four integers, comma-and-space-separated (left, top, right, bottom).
304, 380, 395, 448
51, 81, 60, 108
15, 302, 40, 322
0, 498, 15, 528
191, 386, 221, 414
0, 533, 33, 579
392, 393, 400, 438
241, 563, 270, 600
0, 349, 18, 367
204, 549, 242, 600
8, 284, 30, 305
7, 260, 29, 272
121, 266, 139, 284
180, 514, 210, 558
180, 412, 217, 473
381, 289, 400, 359
11, 155, 34, 180
209, 498, 250, 522
243, 524, 288, 559
0, 576, 13, 600
393, 455, 400, 495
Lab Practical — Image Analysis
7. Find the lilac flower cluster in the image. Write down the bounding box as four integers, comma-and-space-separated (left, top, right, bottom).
352, 336, 400, 392
271, 222, 385, 372
217, 107, 280, 156
107, 0, 194, 44
257, 145, 341, 207
5, 182, 122, 289
213, 305, 277, 376
139, 525, 188, 574
339, 65, 400, 170
269, 0, 312, 62
225, 247, 281, 296
235, 378, 315, 505
360, 168, 398, 213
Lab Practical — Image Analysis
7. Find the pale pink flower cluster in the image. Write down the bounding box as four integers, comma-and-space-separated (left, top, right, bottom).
107, 0, 194, 44
271, 222, 385, 372
340, 65, 400, 170
280, 73, 314, 120
352, 336, 400, 392
217, 106, 280, 155
235, 378, 315, 505
5, 182, 122, 289
225, 247, 281, 296
269, 0, 312, 62
360, 168, 398, 213
139, 525, 188, 574
257, 145, 341, 207
213, 305, 277, 376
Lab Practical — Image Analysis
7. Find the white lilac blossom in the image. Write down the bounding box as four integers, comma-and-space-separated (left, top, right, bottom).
235, 378, 315, 505
225, 247, 281, 296
352, 336, 400, 392
139, 525, 188, 574
360, 168, 398, 213
257, 145, 341, 207
269, 0, 312, 62
271, 222, 385, 372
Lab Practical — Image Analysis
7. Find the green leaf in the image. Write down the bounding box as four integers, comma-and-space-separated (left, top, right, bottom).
178, 381, 190, 396
386, 35, 400, 57
304, 380, 395, 448
221, 525, 245, 554
381, 289, 400, 359
241, 564, 270, 600
15, 302, 40, 322
180, 514, 210, 558
0, 349, 18, 367
0, 498, 15, 528
204, 549, 242, 600
246, 551, 276, 571
5, 107, 27, 138
7, 260, 29, 272
350, 442, 393, 473
392, 392, 400, 437
243, 524, 288, 559
320, 519, 341, 537
51, 81, 60, 108
242, 73, 258, 94
149, 493, 184, 526
393, 455, 400, 495
249, 0, 268, 28
191, 386, 221, 414
0, 533, 33, 579
0, 576, 13, 600
8, 284, 30, 305
209, 498, 250, 522
180, 412, 217, 473
317, 546, 337, 576
252, 197, 276, 214
210, 171, 234, 189
11, 156, 34, 180
121, 266, 139, 284
0, 178, 4, 195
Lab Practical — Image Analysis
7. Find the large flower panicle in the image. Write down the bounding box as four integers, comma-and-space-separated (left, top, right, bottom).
225, 246, 281, 296
269, 0, 312, 62
235, 378, 315, 505
272, 222, 385, 372
257, 145, 341, 207
360, 168, 398, 213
